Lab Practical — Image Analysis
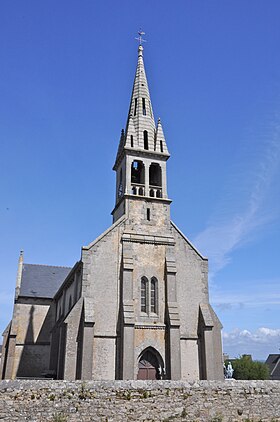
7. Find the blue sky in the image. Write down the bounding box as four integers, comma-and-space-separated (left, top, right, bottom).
1, 0, 280, 360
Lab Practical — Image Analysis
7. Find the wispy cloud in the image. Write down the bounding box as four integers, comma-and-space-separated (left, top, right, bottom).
212, 278, 280, 310
193, 113, 280, 278
223, 327, 280, 359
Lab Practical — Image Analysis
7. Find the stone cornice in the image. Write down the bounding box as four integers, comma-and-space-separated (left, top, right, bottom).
135, 323, 166, 330
122, 232, 175, 246
113, 147, 170, 170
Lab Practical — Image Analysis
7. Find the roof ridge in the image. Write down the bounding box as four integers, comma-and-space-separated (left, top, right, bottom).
23, 263, 72, 269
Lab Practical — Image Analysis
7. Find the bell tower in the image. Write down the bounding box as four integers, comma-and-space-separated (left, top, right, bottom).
112, 44, 171, 224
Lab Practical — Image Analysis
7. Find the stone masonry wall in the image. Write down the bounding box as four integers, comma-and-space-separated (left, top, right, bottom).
0, 380, 279, 422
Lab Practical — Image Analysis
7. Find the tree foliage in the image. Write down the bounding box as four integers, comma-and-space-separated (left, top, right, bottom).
226, 355, 270, 380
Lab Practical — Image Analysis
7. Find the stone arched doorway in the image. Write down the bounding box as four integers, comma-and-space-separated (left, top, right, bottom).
137, 348, 164, 380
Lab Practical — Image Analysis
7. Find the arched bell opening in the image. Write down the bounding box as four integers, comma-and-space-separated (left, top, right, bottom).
137, 347, 165, 380
149, 163, 162, 187
131, 160, 145, 184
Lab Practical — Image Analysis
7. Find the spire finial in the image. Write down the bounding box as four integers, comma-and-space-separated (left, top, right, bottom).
135, 30, 146, 46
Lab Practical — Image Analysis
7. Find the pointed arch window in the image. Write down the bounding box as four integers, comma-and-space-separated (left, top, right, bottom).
141, 277, 148, 313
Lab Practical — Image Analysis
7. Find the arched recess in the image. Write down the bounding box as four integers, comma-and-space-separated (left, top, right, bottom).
149, 163, 162, 187
137, 347, 165, 380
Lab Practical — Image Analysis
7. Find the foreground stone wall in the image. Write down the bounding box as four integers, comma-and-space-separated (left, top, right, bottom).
0, 380, 279, 421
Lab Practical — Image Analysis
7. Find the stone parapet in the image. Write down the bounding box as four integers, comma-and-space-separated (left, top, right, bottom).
0, 380, 279, 421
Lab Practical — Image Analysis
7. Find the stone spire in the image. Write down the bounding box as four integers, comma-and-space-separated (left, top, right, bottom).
114, 45, 169, 169
127, 44, 156, 149
112, 43, 171, 222
155, 118, 169, 154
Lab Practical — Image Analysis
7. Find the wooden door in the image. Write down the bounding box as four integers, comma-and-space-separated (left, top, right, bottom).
137, 350, 158, 380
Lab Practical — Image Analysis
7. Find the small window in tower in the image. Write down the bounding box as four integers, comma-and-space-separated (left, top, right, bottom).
134, 98, 137, 116
160, 140, 163, 153
142, 98, 146, 115
144, 131, 149, 150
131, 135, 134, 147
147, 208, 150, 221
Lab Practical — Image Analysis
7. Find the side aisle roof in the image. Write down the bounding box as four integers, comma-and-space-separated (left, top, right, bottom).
19, 263, 72, 299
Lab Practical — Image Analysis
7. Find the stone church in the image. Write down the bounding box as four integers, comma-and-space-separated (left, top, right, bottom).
1, 44, 223, 381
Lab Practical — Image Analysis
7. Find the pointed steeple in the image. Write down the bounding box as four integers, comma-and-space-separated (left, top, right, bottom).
112, 43, 171, 222
114, 44, 170, 169
127, 44, 156, 149
155, 118, 169, 154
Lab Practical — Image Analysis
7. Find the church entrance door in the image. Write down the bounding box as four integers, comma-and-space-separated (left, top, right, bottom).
137, 350, 158, 380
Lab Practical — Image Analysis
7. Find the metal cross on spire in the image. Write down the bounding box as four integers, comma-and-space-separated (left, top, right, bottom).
135, 30, 146, 45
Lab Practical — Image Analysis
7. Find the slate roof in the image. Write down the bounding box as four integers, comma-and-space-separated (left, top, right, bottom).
265, 354, 280, 380
19, 263, 72, 299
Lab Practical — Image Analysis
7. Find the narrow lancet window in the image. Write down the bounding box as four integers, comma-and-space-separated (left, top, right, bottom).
142, 98, 146, 115
147, 208, 150, 221
134, 98, 137, 116
151, 278, 157, 314
141, 277, 148, 313
160, 140, 163, 153
144, 131, 149, 150
131, 135, 134, 147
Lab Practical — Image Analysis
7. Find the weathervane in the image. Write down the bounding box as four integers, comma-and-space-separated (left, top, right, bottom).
135, 30, 146, 45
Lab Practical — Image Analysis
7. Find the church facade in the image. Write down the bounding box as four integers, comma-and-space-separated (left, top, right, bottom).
1, 44, 223, 381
